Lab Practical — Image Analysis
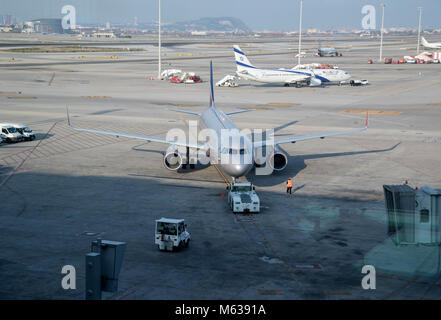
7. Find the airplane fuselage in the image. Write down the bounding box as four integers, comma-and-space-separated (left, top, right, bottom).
239, 67, 350, 84
200, 106, 253, 178
237, 66, 310, 84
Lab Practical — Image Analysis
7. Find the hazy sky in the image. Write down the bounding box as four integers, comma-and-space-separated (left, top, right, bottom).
1, 0, 440, 30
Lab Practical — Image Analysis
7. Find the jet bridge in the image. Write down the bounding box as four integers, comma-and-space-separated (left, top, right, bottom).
384, 184, 441, 245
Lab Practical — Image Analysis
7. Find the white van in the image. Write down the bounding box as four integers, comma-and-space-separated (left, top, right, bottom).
0, 124, 23, 142
12, 124, 35, 141
0, 133, 7, 144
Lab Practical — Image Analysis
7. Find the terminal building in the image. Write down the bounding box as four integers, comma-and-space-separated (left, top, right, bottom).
31, 18, 63, 33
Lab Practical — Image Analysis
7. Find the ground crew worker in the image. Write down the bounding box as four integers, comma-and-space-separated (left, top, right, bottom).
286, 178, 293, 194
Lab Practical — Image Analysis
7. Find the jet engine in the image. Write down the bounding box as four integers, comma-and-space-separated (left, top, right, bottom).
252, 146, 288, 171
309, 77, 322, 87
163, 145, 183, 171
254, 146, 288, 171
269, 147, 288, 171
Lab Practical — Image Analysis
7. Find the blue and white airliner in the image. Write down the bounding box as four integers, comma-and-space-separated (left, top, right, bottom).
233, 45, 351, 87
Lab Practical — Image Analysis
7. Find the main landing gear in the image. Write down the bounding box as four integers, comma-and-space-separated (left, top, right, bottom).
182, 147, 196, 169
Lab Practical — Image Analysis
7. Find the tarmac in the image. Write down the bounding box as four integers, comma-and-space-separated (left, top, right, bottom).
0, 34, 441, 299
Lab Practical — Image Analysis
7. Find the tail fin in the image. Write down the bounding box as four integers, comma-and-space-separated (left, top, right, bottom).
233, 45, 255, 72
209, 60, 214, 107
421, 37, 429, 46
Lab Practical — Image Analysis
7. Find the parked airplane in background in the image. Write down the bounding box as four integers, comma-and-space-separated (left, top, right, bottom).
234, 45, 351, 87
234, 46, 312, 87
317, 40, 339, 57
421, 37, 441, 49
68, 61, 367, 180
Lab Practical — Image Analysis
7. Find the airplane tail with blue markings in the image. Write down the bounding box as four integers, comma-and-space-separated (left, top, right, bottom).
233, 45, 255, 72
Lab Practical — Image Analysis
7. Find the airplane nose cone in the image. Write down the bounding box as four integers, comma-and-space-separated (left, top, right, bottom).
224, 164, 253, 178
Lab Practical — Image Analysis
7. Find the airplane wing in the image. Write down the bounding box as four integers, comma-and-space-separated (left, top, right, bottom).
67, 108, 207, 150
254, 112, 368, 148
225, 109, 256, 115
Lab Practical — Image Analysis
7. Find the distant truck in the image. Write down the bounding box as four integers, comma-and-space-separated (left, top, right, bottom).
0, 123, 23, 143
155, 218, 191, 251
227, 182, 260, 213
169, 72, 202, 84
12, 124, 35, 141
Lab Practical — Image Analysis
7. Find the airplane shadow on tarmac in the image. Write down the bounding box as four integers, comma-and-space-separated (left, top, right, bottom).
246, 142, 401, 188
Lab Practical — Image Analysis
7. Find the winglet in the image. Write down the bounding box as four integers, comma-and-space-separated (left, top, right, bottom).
209, 60, 214, 107
66, 106, 71, 127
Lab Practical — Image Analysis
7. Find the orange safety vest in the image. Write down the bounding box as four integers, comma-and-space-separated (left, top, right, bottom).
287, 179, 293, 188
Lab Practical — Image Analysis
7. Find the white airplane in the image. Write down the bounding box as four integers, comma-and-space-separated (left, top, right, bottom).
421, 37, 441, 49
67, 61, 368, 180
234, 45, 351, 87
317, 40, 339, 57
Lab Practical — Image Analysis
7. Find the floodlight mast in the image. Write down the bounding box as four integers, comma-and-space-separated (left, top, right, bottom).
298, 0, 303, 65
379, 4, 386, 62
158, 0, 162, 79
417, 7, 423, 54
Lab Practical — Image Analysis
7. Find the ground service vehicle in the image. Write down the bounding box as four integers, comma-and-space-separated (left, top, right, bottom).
227, 182, 260, 213
350, 79, 369, 86
155, 218, 191, 251
12, 124, 35, 141
0, 124, 23, 142
0, 133, 6, 144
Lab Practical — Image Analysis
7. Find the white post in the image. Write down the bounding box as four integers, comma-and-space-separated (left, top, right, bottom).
298, 0, 303, 65
158, 0, 162, 79
417, 7, 423, 54
379, 4, 385, 62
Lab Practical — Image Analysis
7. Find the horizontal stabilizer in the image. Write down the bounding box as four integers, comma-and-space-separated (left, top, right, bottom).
168, 108, 202, 116
225, 109, 256, 116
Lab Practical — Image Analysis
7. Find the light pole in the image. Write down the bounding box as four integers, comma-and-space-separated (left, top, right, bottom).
379, 4, 386, 62
158, 0, 162, 79
298, 0, 303, 65
417, 7, 423, 54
